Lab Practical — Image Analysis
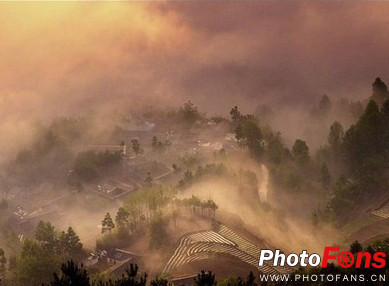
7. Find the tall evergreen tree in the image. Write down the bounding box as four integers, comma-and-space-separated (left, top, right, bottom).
101, 213, 115, 234
115, 207, 130, 229
59, 227, 83, 260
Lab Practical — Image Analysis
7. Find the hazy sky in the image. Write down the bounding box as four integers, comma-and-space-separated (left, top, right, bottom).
0, 1, 389, 155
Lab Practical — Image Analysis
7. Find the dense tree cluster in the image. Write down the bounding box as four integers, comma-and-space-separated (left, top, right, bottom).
5, 77, 389, 285
229, 106, 315, 192
2, 221, 84, 286
231, 106, 264, 160
149, 212, 169, 248
7, 130, 72, 186
177, 163, 229, 189
41, 262, 148, 286
22, 239, 389, 286
176, 163, 258, 201
97, 185, 175, 250
178, 101, 204, 126
179, 195, 218, 219
323, 97, 389, 223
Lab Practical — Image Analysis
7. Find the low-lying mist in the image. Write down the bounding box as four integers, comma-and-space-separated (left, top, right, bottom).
178, 155, 340, 255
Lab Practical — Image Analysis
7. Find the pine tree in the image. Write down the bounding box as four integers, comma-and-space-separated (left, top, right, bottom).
101, 213, 115, 234
59, 227, 83, 260
45, 260, 90, 286
35, 221, 57, 252
115, 207, 129, 228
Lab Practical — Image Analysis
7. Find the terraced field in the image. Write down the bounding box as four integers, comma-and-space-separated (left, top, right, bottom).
372, 200, 389, 218
163, 223, 293, 274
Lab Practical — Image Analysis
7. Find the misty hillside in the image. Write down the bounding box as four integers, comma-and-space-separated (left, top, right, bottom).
1, 2, 389, 286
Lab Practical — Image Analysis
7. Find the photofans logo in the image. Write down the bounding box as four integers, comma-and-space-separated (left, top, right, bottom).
258, 247, 387, 268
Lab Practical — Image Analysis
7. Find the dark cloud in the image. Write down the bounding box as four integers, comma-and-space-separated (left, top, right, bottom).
1, 2, 389, 158
154, 1, 389, 111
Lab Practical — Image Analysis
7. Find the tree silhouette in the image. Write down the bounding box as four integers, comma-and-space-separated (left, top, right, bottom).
102, 213, 115, 234
235, 119, 263, 160
131, 139, 143, 155
230, 106, 242, 123
350, 240, 363, 254
59, 227, 84, 260
44, 262, 148, 286
115, 264, 147, 286
115, 207, 130, 229
150, 277, 169, 286
343, 100, 385, 172
35, 221, 57, 252
194, 270, 217, 286
372, 77, 388, 105
244, 271, 257, 286
45, 260, 89, 286
179, 101, 202, 126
